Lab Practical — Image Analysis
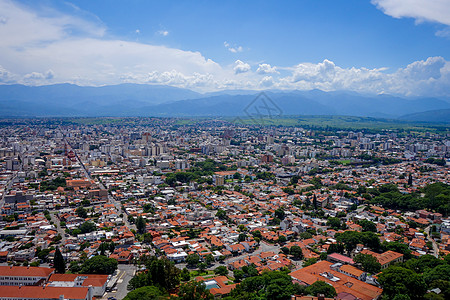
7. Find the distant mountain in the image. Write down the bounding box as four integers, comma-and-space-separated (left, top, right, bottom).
0, 83, 202, 117
399, 109, 450, 123
0, 83, 449, 118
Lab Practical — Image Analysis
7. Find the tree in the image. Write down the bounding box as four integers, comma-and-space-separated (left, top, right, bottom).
408, 174, 413, 186
180, 268, 190, 281
378, 266, 427, 300
123, 286, 166, 300
79, 221, 96, 234
327, 243, 345, 254
76, 206, 88, 218
290, 246, 303, 260
205, 254, 214, 266
423, 264, 450, 284
313, 194, 318, 209
128, 256, 180, 291
238, 233, 247, 242
216, 209, 227, 220
178, 281, 214, 300
215, 266, 228, 276
80, 255, 118, 274
198, 262, 207, 273
327, 217, 342, 230
229, 270, 302, 300
53, 247, 65, 274
136, 216, 147, 234
358, 220, 377, 232
186, 254, 200, 267
277, 235, 287, 244
305, 280, 337, 298
354, 253, 381, 274
233, 269, 245, 282
274, 208, 286, 220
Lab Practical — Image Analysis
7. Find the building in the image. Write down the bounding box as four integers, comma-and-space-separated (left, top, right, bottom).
48, 273, 109, 297
0, 266, 55, 286
0, 285, 92, 300
290, 261, 382, 300
360, 250, 403, 269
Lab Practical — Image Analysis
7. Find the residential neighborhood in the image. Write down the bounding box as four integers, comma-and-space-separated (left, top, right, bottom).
0, 117, 449, 299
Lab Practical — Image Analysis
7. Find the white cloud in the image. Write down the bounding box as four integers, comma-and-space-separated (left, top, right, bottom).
0, 65, 17, 83
260, 76, 274, 87
233, 60, 251, 74
0, 0, 449, 96
224, 41, 243, 53
158, 30, 169, 36
256, 63, 278, 74
372, 0, 450, 26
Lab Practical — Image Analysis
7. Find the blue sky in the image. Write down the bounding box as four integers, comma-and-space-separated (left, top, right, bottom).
1, 0, 450, 96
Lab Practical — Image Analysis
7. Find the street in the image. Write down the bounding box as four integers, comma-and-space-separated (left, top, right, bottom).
102, 264, 136, 300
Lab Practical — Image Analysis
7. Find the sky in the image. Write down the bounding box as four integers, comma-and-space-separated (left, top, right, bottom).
0, 0, 450, 96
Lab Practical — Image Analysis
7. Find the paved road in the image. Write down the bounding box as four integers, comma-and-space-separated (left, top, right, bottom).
425, 225, 439, 258
225, 241, 280, 265
61, 131, 135, 231
50, 212, 67, 244
102, 264, 136, 300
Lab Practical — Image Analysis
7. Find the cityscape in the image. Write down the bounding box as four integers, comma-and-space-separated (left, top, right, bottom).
1, 1, 450, 300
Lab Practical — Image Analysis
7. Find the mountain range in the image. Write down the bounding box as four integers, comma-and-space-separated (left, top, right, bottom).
0, 83, 449, 122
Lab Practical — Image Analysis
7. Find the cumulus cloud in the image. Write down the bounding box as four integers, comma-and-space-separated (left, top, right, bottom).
0, 0, 449, 96
158, 30, 169, 36
0, 65, 17, 83
260, 76, 274, 87
233, 60, 251, 74
372, 0, 450, 26
256, 63, 278, 74
224, 41, 243, 53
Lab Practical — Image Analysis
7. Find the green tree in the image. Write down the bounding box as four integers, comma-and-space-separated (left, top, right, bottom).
238, 233, 247, 242
354, 253, 381, 274
136, 216, 147, 234
215, 266, 228, 276
128, 256, 180, 291
290, 246, 303, 259
312, 194, 318, 209
216, 209, 227, 220
305, 280, 337, 298
327, 243, 345, 254
274, 208, 286, 220
423, 264, 450, 284
180, 268, 190, 281
378, 266, 427, 300
80, 255, 118, 274
205, 254, 214, 266
123, 286, 166, 300
198, 262, 207, 273
233, 269, 245, 282
76, 206, 88, 218
408, 174, 413, 186
358, 220, 377, 232
327, 217, 342, 230
53, 247, 65, 274
186, 254, 200, 267
277, 235, 287, 244
178, 281, 214, 300
79, 221, 96, 234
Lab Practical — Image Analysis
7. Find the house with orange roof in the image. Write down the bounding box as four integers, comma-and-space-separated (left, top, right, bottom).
290, 260, 382, 300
